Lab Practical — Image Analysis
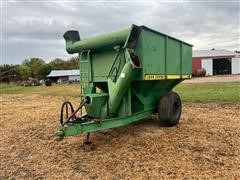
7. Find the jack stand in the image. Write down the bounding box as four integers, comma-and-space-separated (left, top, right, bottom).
83, 132, 92, 152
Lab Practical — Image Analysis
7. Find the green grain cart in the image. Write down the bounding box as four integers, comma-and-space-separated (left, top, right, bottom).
56, 25, 192, 151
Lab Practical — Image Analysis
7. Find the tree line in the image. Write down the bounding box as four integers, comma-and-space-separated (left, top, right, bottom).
0, 57, 78, 83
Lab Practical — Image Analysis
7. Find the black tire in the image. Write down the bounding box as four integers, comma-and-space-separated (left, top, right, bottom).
158, 91, 182, 126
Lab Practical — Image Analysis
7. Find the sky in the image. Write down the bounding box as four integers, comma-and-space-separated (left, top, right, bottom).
1, 0, 240, 64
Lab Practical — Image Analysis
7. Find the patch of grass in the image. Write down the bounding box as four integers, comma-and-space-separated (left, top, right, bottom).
0, 83, 81, 97
174, 82, 240, 103
1, 82, 240, 103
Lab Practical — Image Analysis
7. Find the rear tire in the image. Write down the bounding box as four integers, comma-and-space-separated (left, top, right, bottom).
158, 92, 182, 126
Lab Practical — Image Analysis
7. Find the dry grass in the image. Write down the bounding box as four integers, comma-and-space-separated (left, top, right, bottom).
1, 94, 240, 179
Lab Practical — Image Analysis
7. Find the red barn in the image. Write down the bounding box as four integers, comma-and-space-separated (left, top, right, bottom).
192, 49, 240, 76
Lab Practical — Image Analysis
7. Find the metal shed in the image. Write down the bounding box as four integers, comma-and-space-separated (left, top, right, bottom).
47, 70, 80, 82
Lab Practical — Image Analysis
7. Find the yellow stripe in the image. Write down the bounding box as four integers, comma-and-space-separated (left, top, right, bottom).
144, 74, 192, 80
144, 75, 165, 80
182, 74, 192, 79
167, 75, 180, 79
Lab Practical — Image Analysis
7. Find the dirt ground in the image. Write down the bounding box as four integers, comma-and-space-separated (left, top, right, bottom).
1, 94, 240, 179
183, 74, 240, 83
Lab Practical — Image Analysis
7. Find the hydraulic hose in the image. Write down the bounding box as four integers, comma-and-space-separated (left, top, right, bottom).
60, 98, 89, 126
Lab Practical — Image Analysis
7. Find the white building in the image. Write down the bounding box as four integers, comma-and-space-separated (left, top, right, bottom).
47, 70, 80, 82
192, 49, 240, 76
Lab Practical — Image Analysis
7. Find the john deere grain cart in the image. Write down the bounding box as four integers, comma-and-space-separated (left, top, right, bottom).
56, 25, 192, 151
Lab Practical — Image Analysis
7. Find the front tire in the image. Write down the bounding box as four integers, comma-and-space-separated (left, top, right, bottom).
158, 92, 182, 126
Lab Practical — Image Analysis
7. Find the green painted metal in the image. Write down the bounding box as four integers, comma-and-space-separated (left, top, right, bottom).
84, 93, 108, 118
133, 28, 192, 79
65, 28, 130, 54
58, 108, 154, 137
57, 24, 193, 139
79, 50, 92, 83
108, 49, 140, 115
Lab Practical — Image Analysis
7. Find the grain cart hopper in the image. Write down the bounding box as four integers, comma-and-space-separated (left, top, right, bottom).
55, 25, 192, 151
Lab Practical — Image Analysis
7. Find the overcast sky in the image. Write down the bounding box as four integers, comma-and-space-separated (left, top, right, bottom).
1, 0, 239, 64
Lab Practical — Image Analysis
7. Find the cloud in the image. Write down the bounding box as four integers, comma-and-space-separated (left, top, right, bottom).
1, 0, 239, 64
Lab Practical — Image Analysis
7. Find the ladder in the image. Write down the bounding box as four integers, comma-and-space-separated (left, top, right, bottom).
79, 50, 92, 115
80, 50, 92, 84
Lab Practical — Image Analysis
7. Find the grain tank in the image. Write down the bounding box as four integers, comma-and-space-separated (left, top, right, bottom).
56, 25, 192, 150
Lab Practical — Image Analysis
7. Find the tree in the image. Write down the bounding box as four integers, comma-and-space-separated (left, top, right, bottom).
68, 56, 79, 69
34, 64, 52, 80
22, 58, 45, 67
16, 66, 32, 80
49, 58, 66, 70
1, 56, 79, 82
0, 64, 19, 82
49, 57, 79, 70
22, 58, 46, 79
